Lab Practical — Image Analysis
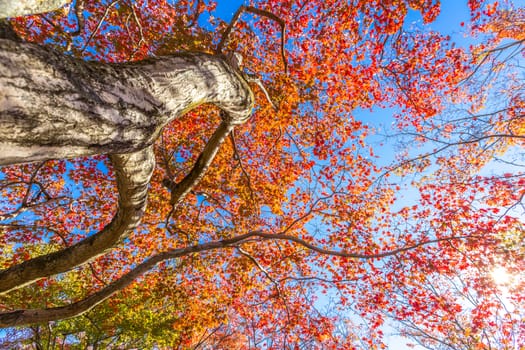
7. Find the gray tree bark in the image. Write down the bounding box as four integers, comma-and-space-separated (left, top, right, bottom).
0, 39, 253, 165
0, 22, 254, 300
0, 0, 71, 18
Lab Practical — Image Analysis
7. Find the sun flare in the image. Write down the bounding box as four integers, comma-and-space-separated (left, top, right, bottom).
490, 266, 513, 285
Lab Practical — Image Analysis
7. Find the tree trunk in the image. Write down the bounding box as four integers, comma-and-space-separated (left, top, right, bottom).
0, 39, 254, 165
0, 35, 254, 293
0, 0, 71, 18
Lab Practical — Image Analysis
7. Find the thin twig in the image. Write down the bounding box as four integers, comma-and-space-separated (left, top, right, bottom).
22, 161, 47, 207
128, 2, 146, 60
81, 0, 119, 53
245, 74, 278, 110
217, 5, 288, 74
236, 246, 293, 329
229, 132, 258, 208
186, 0, 202, 28
237, 247, 274, 283
70, 0, 85, 36
0, 196, 69, 222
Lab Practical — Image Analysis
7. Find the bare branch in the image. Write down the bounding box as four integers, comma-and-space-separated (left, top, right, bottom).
70, 0, 85, 36
80, 0, 119, 53
0, 230, 477, 327
163, 119, 235, 207
230, 131, 258, 207
217, 5, 288, 74
127, 1, 146, 59
245, 74, 278, 110
186, 0, 202, 28
237, 247, 275, 283
0, 195, 69, 221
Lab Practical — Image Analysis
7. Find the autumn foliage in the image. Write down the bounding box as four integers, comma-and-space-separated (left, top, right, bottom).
1, 0, 524, 348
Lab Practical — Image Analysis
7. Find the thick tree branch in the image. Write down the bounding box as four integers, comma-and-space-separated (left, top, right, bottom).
163, 119, 235, 206
0, 39, 253, 165
0, 18, 18, 40
0, 231, 475, 327
0, 0, 71, 18
0, 232, 247, 327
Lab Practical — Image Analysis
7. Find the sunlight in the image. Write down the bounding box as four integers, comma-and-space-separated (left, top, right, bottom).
490, 266, 513, 286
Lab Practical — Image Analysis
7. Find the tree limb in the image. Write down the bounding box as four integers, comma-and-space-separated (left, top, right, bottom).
1, 39, 254, 165
163, 118, 235, 207
0, 230, 477, 327
0, 0, 71, 18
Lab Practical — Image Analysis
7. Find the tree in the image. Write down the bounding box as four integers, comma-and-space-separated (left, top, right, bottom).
1, 0, 523, 348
